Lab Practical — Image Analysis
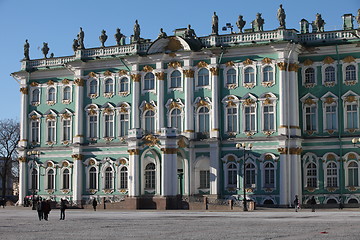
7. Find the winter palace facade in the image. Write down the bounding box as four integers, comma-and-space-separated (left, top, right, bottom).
13, 10, 360, 208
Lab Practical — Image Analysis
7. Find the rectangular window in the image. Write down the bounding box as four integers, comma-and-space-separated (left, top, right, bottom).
305, 106, 317, 131
31, 121, 39, 142
63, 120, 71, 141
325, 105, 337, 130
200, 170, 210, 188
104, 115, 114, 137
227, 107, 237, 132
346, 104, 358, 129
120, 114, 129, 137
89, 116, 98, 138
228, 170, 237, 186
264, 169, 274, 187
263, 106, 274, 131
120, 171, 128, 189
47, 121, 55, 142
245, 106, 256, 131
349, 168, 358, 187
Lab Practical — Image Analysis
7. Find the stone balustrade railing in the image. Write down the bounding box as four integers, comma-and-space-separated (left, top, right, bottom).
297, 29, 358, 43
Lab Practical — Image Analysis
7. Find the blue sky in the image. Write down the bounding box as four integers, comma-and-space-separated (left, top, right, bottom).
0, 0, 358, 120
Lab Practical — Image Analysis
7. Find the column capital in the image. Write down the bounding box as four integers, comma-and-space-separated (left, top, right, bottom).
210, 67, 219, 76
155, 72, 165, 80
161, 148, 178, 154
131, 73, 141, 82
183, 69, 194, 78
128, 149, 140, 155
277, 62, 288, 71
74, 78, 85, 86
71, 154, 83, 160
19, 87, 28, 95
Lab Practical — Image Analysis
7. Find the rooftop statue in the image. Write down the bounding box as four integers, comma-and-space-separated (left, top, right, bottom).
277, 4, 286, 29
72, 39, 79, 52
314, 13, 325, 32
185, 24, 197, 39
50, 53, 54, 58
23, 39, 30, 60
236, 15, 246, 33
212, 12, 219, 35
133, 20, 140, 43
78, 27, 85, 49
157, 28, 167, 39
252, 13, 265, 32
357, 9, 360, 28
99, 30, 108, 47
114, 28, 125, 46
41, 42, 49, 59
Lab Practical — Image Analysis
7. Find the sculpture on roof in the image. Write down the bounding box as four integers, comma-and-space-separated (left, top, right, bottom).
99, 30, 108, 47
133, 20, 140, 43
114, 28, 125, 46
236, 15, 246, 33
72, 39, 79, 52
41, 42, 49, 59
212, 12, 219, 35
185, 24, 197, 39
277, 4, 286, 29
357, 9, 360, 28
157, 28, 167, 39
252, 13, 265, 32
23, 39, 30, 60
78, 27, 85, 49
314, 13, 325, 32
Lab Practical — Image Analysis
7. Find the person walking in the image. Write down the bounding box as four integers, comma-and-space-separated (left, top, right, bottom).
43, 200, 51, 221
59, 199, 67, 220
310, 196, 316, 212
36, 200, 43, 221
339, 196, 343, 210
92, 198, 97, 211
294, 195, 300, 212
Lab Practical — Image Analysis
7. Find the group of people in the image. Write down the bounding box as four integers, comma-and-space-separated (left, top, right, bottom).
294, 195, 317, 212
36, 198, 67, 221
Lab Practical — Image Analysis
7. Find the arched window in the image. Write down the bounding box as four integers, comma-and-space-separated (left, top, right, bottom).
144, 73, 155, 90
144, 110, 155, 134
105, 78, 114, 93
264, 162, 275, 188
120, 166, 128, 189
227, 163, 237, 187
119, 112, 129, 137
32, 89, 40, 102
63, 169, 70, 189
345, 65, 356, 81
198, 68, 209, 86
348, 162, 359, 187
63, 86, 71, 101
105, 167, 113, 189
31, 168, 38, 190
48, 88, 56, 101
120, 77, 129, 92
245, 163, 256, 188
244, 67, 255, 83
306, 162, 317, 188
170, 70, 181, 88
263, 66, 273, 82
89, 167, 97, 189
326, 162, 337, 187
145, 163, 156, 189
198, 106, 210, 133
226, 68, 236, 84
170, 108, 182, 132
305, 68, 315, 83
89, 80, 98, 94
226, 106, 237, 132
47, 169, 54, 190
325, 66, 335, 82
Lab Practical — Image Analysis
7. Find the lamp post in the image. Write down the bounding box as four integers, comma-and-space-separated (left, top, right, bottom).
222, 23, 234, 34
236, 143, 253, 211
27, 150, 40, 210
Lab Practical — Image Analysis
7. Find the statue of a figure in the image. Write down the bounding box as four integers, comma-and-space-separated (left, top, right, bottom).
41, 42, 49, 59
50, 53, 54, 58
236, 15, 246, 33
252, 13, 265, 32
23, 39, 30, 60
185, 24, 197, 39
99, 30, 108, 47
78, 27, 85, 49
356, 9, 360, 27
157, 28, 167, 39
114, 28, 125, 46
314, 13, 325, 32
277, 4, 286, 28
212, 12, 219, 35
133, 20, 140, 42
72, 39, 79, 52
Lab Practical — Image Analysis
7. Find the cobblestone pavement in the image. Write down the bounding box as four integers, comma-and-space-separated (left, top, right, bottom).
0, 207, 359, 240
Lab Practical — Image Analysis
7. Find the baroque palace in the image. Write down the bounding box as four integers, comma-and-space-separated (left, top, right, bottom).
12, 7, 360, 209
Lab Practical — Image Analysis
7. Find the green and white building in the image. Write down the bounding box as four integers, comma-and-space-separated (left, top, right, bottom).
13, 11, 360, 208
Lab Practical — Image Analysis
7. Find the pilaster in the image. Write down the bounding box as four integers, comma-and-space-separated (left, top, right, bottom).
71, 152, 83, 206
19, 79, 28, 148
183, 67, 194, 139
210, 64, 219, 138
156, 63, 165, 133
127, 128, 143, 197
277, 62, 288, 136
131, 65, 140, 128
18, 155, 27, 205
209, 140, 220, 195
73, 69, 84, 144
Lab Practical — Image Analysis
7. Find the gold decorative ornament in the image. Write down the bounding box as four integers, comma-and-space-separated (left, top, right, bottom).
30, 115, 39, 120
210, 67, 219, 76
289, 63, 300, 72
89, 159, 96, 165
348, 153, 356, 159
304, 98, 315, 105
119, 159, 127, 165
245, 131, 255, 137
155, 72, 165, 80
47, 162, 53, 167
326, 187, 336, 192
62, 79, 70, 84
131, 74, 141, 82
71, 154, 83, 160
277, 62, 288, 70
345, 96, 356, 102
197, 99, 209, 107
143, 134, 160, 147
289, 147, 302, 155
118, 69, 128, 76
143, 102, 154, 111
104, 70, 112, 76
62, 162, 69, 167
183, 69, 194, 78
165, 37, 182, 52
46, 114, 55, 120
228, 155, 235, 162
88, 72, 97, 78
323, 56, 335, 64
265, 154, 273, 160
227, 96, 235, 100
128, 149, 140, 155
168, 61, 181, 69
20, 87, 28, 94
343, 56, 356, 63
169, 101, 181, 110
161, 148, 178, 154
142, 65, 154, 72
303, 59, 313, 66
263, 98, 272, 105
226, 101, 236, 107
262, 58, 273, 64
277, 147, 287, 154
324, 97, 335, 104
327, 154, 335, 160
178, 137, 187, 148
197, 61, 208, 68
119, 107, 128, 113
47, 80, 54, 85
61, 113, 71, 119
225, 61, 235, 67
243, 59, 253, 65
103, 108, 113, 115
263, 130, 274, 136
74, 78, 85, 86
243, 98, 254, 105
18, 156, 26, 162
30, 82, 39, 87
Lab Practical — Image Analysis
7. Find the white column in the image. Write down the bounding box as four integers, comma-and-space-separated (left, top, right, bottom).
188, 142, 196, 195
210, 65, 220, 138
18, 156, 27, 205
209, 141, 220, 195
72, 154, 83, 205
289, 66, 301, 136
156, 66, 165, 133
290, 154, 302, 204
19, 84, 29, 148
183, 68, 194, 139
277, 62, 288, 135
279, 151, 289, 206
131, 72, 141, 128
73, 69, 84, 144
161, 149, 178, 196
128, 150, 140, 197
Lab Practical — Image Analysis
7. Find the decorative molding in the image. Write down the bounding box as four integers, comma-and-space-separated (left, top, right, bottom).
88, 72, 97, 78
165, 37, 182, 52
345, 95, 357, 102
168, 61, 181, 68
30, 81, 39, 87
71, 154, 83, 160
131, 74, 141, 82
261, 81, 274, 87
128, 149, 140, 155
242, 98, 255, 105
18, 157, 26, 162
143, 102, 154, 111
343, 55, 356, 63
62, 78, 70, 84
324, 97, 335, 104
46, 114, 55, 121
304, 98, 315, 105
210, 67, 219, 76
345, 80, 357, 86
243, 58, 253, 65
19, 87, 28, 95
277, 62, 287, 70
277, 147, 302, 155
74, 78, 85, 86
161, 148, 178, 154
155, 72, 165, 80
262, 58, 272, 64
103, 108, 114, 115
104, 70, 113, 76
118, 69, 128, 76
289, 63, 300, 72
196, 99, 209, 108
183, 69, 194, 78
169, 101, 181, 110
197, 61, 208, 68
47, 80, 55, 86
103, 92, 114, 98
323, 56, 335, 64
61, 113, 71, 120
142, 65, 154, 72
225, 61, 235, 67
143, 134, 160, 147
303, 59, 314, 66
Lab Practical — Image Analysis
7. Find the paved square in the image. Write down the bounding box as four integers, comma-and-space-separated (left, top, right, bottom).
0, 207, 359, 239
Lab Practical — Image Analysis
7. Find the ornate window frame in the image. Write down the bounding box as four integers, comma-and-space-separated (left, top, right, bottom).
344, 152, 360, 190
141, 71, 156, 94
118, 76, 130, 96
165, 98, 184, 133
140, 150, 161, 195
84, 158, 100, 193
341, 57, 359, 86
342, 90, 359, 133
260, 64, 275, 87
167, 69, 183, 92
59, 109, 73, 145
240, 93, 257, 136
59, 160, 73, 192
140, 100, 157, 134
102, 77, 115, 98
321, 63, 337, 87
46, 86, 57, 105
101, 103, 116, 141
221, 154, 240, 191
322, 153, 340, 190
44, 110, 57, 145
193, 97, 211, 136
101, 158, 115, 192
116, 158, 129, 192
28, 160, 39, 191
259, 153, 278, 191
85, 104, 100, 140
87, 77, 99, 99
301, 62, 319, 88
195, 66, 211, 91
259, 93, 277, 135
29, 110, 42, 144
223, 66, 238, 89
300, 93, 319, 135
194, 156, 210, 194
321, 92, 338, 134
221, 95, 240, 136
30, 87, 41, 106
44, 162, 56, 192
242, 65, 257, 89
302, 153, 319, 191
243, 156, 257, 191
117, 102, 131, 138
